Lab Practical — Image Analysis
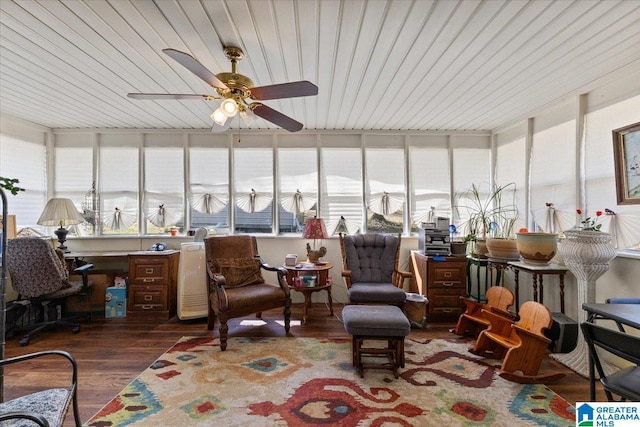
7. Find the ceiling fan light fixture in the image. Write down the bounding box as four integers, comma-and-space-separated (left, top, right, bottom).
220, 98, 238, 117
211, 107, 228, 126
240, 108, 257, 126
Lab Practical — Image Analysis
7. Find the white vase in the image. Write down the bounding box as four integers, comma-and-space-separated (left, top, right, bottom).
550, 230, 617, 377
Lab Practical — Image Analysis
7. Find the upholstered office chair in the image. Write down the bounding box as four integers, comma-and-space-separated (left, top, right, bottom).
339, 233, 411, 305
5, 237, 93, 346
0, 350, 81, 426
204, 235, 291, 351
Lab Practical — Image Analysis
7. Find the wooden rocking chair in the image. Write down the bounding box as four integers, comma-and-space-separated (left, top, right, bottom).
470, 300, 565, 384
452, 286, 516, 337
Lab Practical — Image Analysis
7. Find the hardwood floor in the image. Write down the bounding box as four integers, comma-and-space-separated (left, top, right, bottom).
3, 303, 599, 426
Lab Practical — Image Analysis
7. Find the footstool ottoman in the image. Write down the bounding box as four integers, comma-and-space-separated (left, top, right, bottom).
342, 305, 411, 378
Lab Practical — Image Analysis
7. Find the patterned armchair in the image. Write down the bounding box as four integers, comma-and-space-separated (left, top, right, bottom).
339, 233, 411, 305
5, 237, 93, 346
204, 235, 291, 351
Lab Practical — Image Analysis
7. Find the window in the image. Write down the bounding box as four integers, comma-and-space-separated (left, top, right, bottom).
321, 145, 363, 235
100, 145, 139, 235
452, 140, 491, 236
409, 140, 450, 234
496, 137, 527, 234
144, 144, 185, 234
233, 146, 273, 234
278, 146, 317, 233
365, 145, 405, 234
188, 143, 229, 233
54, 144, 94, 236
530, 120, 576, 232
584, 94, 640, 248
0, 133, 46, 230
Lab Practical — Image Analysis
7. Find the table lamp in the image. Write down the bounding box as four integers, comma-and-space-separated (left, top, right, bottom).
37, 198, 84, 252
303, 217, 328, 263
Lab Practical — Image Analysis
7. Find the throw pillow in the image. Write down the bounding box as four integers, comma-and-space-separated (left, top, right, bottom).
211, 258, 263, 288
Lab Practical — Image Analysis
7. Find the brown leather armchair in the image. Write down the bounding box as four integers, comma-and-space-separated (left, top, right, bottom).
204, 235, 291, 350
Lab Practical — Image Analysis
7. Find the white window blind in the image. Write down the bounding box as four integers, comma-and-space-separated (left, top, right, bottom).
365, 147, 405, 233
0, 133, 46, 229
99, 146, 139, 234
188, 146, 229, 232
496, 137, 527, 233
278, 147, 317, 233
452, 147, 491, 235
321, 148, 363, 235
585, 95, 640, 248
409, 146, 450, 233
144, 146, 185, 234
530, 120, 576, 232
233, 147, 273, 234
54, 146, 94, 236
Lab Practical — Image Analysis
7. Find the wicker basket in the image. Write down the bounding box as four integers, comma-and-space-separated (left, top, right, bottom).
404, 293, 427, 328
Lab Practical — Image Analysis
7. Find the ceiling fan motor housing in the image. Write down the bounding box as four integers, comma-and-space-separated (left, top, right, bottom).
215, 72, 254, 99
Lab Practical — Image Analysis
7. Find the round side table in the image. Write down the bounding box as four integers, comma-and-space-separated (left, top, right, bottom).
283, 262, 333, 324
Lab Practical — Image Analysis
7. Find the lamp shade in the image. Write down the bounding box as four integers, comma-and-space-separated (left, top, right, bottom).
37, 198, 84, 226
302, 217, 328, 240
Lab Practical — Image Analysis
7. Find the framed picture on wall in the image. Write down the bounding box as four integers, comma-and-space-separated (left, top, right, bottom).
612, 121, 640, 205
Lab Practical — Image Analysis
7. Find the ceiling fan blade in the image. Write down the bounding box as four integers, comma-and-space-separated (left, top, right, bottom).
163, 48, 228, 90
127, 93, 215, 100
251, 103, 303, 132
249, 81, 318, 100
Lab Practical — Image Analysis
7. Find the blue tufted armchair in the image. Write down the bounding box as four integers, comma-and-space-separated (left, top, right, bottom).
339, 233, 411, 305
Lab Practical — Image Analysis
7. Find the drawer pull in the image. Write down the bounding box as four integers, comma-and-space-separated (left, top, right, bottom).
142, 305, 153, 310
444, 272, 452, 278
442, 282, 454, 287
143, 278, 154, 283
144, 295, 153, 302
145, 268, 154, 274
441, 308, 454, 313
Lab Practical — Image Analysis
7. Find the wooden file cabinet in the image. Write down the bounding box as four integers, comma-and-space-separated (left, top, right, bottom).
413, 251, 467, 323
127, 251, 179, 320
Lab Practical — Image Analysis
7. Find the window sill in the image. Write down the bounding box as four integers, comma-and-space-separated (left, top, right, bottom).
617, 249, 640, 260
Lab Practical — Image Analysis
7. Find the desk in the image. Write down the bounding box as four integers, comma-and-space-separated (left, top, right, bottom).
284, 263, 333, 324
65, 251, 130, 269
507, 261, 568, 313
583, 303, 640, 400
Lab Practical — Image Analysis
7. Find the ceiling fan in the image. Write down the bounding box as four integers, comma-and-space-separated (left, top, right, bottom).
128, 47, 318, 132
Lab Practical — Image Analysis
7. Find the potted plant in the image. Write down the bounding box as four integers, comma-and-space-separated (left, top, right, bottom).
0, 177, 25, 195
454, 182, 518, 258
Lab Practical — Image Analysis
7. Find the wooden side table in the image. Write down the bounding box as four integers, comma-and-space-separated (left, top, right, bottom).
507, 261, 569, 313
283, 262, 333, 323
466, 256, 489, 302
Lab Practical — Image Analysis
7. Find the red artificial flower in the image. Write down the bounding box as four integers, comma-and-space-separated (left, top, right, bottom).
596, 211, 603, 217
576, 209, 582, 215
519, 227, 528, 233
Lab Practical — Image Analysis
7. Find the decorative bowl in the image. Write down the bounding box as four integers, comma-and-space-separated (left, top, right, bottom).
516, 232, 558, 265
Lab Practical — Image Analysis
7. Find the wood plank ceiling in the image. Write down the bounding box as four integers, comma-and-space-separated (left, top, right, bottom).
1, 0, 639, 132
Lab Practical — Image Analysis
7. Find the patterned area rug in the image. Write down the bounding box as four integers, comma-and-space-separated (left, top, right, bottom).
85, 336, 575, 426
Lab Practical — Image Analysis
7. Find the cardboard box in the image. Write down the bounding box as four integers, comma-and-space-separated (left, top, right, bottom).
105, 286, 126, 318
